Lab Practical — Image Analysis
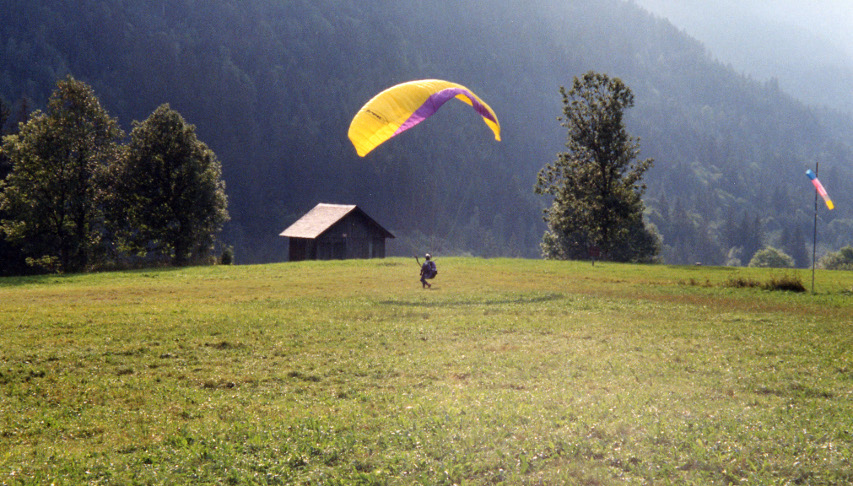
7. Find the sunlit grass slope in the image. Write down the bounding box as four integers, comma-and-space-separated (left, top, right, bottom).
1, 258, 851, 484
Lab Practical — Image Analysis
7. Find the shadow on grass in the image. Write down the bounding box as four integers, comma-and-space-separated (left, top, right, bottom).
377, 292, 566, 308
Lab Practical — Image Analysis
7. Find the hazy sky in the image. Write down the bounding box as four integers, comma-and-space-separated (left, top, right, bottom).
633, 0, 853, 64
632, 0, 853, 110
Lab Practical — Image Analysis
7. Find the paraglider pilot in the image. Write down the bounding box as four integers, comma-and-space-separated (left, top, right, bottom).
420, 253, 437, 288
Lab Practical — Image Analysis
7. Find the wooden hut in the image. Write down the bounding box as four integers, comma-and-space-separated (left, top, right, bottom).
280, 203, 395, 261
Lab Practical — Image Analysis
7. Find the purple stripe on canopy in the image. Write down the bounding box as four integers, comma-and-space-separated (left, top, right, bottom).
393, 88, 497, 136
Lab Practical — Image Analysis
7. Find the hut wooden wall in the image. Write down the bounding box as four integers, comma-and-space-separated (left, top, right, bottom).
288, 212, 388, 261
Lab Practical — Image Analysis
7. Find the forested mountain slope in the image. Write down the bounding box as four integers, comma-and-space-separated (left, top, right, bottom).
2, 0, 851, 264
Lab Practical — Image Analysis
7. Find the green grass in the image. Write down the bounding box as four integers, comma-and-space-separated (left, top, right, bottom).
1, 258, 852, 485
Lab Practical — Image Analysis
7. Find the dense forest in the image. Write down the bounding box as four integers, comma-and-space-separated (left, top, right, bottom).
2, 0, 852, 265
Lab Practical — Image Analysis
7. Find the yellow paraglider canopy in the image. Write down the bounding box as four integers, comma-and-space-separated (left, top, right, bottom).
348, 79, 501, 157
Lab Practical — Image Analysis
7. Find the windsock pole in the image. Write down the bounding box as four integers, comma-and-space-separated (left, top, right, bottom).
811, 163, 819, 294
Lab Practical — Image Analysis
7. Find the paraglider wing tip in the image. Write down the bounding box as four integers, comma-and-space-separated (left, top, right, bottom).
347, 128, 371, 157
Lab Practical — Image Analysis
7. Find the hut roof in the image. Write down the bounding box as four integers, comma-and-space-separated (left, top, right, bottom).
279, 203, 394, 239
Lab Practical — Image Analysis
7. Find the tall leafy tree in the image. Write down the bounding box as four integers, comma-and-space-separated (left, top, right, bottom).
0, 77, 123, 273
0, 96, 29, 275
110, 104, 228, 266
535, 71, 659, 262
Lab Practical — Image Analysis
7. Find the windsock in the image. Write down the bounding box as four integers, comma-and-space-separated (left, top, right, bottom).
806, 169, 834, 210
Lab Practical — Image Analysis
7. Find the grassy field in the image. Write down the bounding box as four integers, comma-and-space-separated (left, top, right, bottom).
1, 258, 851, 485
